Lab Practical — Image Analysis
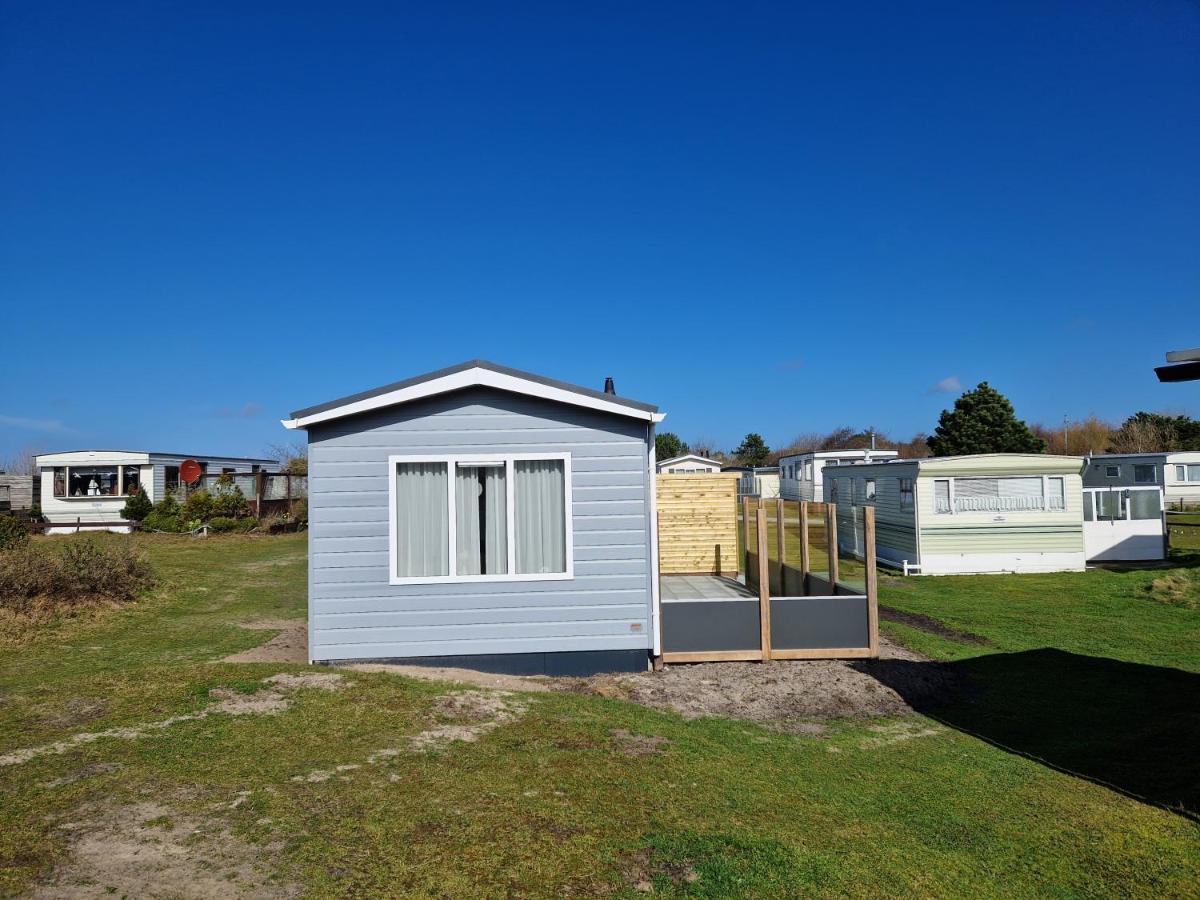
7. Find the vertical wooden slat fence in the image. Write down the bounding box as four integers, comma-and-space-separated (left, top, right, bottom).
655, 473, 740, 575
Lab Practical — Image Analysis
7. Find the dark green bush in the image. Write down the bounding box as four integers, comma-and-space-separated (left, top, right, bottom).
120, 486, 153, 521
142, 510, 183, 533
0, 538, 155, 612
208, 516, 257, 534
0, 515, 30, 552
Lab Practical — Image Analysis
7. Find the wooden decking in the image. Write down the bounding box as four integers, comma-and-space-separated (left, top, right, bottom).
660, 574, 754, 601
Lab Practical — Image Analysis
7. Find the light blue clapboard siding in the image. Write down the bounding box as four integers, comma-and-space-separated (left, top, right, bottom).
306, 387, 654, 662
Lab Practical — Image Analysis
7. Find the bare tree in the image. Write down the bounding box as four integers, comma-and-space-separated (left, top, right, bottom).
1108, 418, 1170, 454
266, 441, 308, 475
0, 445, 42, 475
688, 436, 726, 460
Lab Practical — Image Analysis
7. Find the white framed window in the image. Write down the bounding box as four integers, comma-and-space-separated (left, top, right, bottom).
1177, 464, 1200, 482
864, 477, 876, 502
1105, 465, 1120, 478
804, 461, 813, 480
1133, 464, 1156, 484
933, 479, 952, 514
388, 453, 573, 585
51, 465, 142, 499
899, 477, 914, 511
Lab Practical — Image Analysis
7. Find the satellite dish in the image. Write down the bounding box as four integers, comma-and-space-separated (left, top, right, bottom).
180, 459, 203, 485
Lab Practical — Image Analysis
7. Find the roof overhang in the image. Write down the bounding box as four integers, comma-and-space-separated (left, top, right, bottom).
282, 360, 665, 430
658, 454, 722, 467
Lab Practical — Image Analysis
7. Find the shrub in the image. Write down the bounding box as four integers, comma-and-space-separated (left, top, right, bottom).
257, 515, 291, 534
0, 538, 155, 612
208, 516, 257, 534
182, 489, 214, 524
142, 510, 183, 533
211, 483, 250, 519
0, 515, 30, 552
121, 486, 153, 522
289, 498, 308, 526
28, 503, 43, 523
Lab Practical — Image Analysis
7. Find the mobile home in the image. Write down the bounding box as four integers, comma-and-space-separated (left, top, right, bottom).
283, 360, 665, 675
1083, 452, 1200, 507
34, 450, 277, 533
656, 453, 723, 474
824, 454, 1087, 575
779, 449, 899, 501
727, 466, 780, 498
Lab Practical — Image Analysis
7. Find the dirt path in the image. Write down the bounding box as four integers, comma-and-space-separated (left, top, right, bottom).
226, 623, 956, 729
564, 636, 955, 730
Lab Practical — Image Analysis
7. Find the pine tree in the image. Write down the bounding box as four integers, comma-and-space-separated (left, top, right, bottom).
120, 486, 154, 521
927, 383, 1045, 456
734, 433, 771, 467
655, 432, 689, 462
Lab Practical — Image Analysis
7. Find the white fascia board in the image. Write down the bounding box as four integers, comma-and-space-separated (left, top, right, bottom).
35, 450, 150, 465
283, 367, 664, 429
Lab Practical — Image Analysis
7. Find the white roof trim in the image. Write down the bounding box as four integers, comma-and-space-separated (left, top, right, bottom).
657, 454, 723, 467
283, 366, 666, 429
35, 450, 151, 465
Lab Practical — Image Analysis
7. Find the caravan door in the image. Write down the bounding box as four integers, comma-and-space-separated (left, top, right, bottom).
1083, 487, 1166, 561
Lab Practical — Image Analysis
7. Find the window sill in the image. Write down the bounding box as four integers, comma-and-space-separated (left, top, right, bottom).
55, 495, 133, 501
389, 571, 573, 586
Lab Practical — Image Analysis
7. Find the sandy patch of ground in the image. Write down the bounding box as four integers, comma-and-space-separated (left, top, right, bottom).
563, 636, 956, 732
609, 729, 671, 757
36, 698, 110, 729
32, 801, 299, 899
222, 620, 307, 664
289, 689, 529, 783
2, 673, 346, 770
346, 662, 554, 692
409, 690, 529, 751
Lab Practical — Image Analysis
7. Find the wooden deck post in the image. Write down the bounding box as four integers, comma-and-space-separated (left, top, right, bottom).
864, 506, 880, 657
740, 496, 751, 580
774, 498, 786, 594
798, 501, 810, 594
756, 506, 772, 661
826, 502, 839, 588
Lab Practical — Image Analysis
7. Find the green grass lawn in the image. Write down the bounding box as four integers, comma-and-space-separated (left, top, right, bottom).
1, 534, 1197, 897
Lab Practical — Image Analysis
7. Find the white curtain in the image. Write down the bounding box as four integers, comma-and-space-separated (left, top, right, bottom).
395, 462, 448, 577
456, 464, 507, 575
515, 459, 566, 574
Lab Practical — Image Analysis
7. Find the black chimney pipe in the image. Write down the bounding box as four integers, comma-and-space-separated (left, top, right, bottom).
603, 377, 616, 395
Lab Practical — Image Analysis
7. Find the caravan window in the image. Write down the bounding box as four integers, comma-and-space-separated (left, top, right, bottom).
933, 479, 951, 513
390, 454, 571, 584
864, 478, 876, 502
899, 478, 914, 510
1133, 465, 1156, 484
1177, 464, 1200, 482
1105, 465, 1120, 478
52, 465, 140, 498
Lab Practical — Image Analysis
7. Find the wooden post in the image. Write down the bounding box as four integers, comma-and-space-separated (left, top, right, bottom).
741, 496, 751, 581
826, 502, 839, 588
255, 470, 266, 516
798, 501, 810, 594
864, 505, 880, 657
756, 507, 772, 661
775, 498, 786, 594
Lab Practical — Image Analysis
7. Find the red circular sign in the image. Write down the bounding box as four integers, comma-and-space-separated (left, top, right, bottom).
180, 459, 203, 485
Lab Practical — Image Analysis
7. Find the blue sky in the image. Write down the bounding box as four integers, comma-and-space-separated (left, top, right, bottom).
2, 1, 1197, 461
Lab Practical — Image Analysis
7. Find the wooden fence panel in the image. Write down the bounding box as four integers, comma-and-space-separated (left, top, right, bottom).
656, 473, 740, 575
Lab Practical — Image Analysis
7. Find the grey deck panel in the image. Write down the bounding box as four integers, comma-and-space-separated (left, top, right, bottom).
660, 575, 754, 601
